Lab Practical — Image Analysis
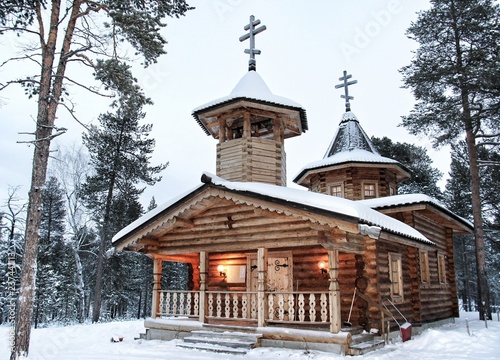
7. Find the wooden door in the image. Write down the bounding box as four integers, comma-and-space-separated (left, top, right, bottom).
247, 252, 292, 292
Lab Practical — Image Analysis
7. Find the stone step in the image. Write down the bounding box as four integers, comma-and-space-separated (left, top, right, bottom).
177, 342, 248, 355
348, 339, 386, 356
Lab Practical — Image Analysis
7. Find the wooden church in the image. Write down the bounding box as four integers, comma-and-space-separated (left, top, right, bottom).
112, 16, 472, 355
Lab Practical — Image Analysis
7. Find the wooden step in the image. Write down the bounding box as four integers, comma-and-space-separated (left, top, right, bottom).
191, 330, 262, 343
348, 339, 386, 355
176, 328, 262, 355
183, 335, 257, 349
177, 342, 248, 355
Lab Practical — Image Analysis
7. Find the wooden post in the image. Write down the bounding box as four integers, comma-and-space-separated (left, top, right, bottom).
328, 249, 341, 333
218, 117, 226, 143
243, 111, 251, 138
199, 251, 208, 323
257, 247, 268, 327
151, 258, 162, 318
273, 115, 284, 144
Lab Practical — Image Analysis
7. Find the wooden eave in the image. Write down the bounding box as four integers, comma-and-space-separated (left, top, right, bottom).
376, 203, 473, 234
192, 98, 308, 138
113, 184, 367, 256
293, 161, 411, 186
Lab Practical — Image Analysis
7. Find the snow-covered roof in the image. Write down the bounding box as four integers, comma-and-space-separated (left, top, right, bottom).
324, 111, 379, 156
297, 149, 403, 174
112, 172, 434, 246
358, 194, 474, 229
293, 111, 409, 184
192, 70, 304, 113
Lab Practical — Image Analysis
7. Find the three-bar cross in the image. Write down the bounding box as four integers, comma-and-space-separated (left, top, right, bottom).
239, 15, 267, 71
335, 70, 358, 111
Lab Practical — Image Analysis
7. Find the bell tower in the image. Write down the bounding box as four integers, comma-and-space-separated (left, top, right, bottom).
192, 16, 307, 186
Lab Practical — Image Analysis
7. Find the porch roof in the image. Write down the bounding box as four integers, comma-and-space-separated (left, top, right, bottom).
358, 194, 474, 233
112, 172, 432, 249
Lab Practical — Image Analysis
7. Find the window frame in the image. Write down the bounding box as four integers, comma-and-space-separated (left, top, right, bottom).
438, 253, 447, 284
362, 182, 378, 199
388, 252, 404, 303
329, 182, 344, 198
419, 250, 430, 285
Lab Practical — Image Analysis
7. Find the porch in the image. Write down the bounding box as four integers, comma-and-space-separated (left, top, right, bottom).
150, 248, 345, 333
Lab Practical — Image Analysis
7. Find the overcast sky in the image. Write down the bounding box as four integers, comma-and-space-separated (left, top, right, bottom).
0, 0, 440, 210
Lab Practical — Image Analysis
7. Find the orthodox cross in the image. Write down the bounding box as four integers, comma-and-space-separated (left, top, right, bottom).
239, 15, 267, 71
335, 70, 358, 111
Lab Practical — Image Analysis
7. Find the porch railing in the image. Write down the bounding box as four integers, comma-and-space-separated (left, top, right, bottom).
157, 290, 330, 324
158, 290, 200, 318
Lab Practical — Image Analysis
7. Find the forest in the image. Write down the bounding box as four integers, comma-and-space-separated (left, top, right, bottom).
0, 1, 499, 359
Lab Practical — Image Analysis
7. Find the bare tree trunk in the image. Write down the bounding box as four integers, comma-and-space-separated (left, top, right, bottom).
73, 248, 86, 323
91, 183, 115, 323
12, 2, 82, 358
450, 2, 491, 321
465, 124, 491, 320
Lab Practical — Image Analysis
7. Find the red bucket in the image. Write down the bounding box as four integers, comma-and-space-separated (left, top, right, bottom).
400, 322, 412, 342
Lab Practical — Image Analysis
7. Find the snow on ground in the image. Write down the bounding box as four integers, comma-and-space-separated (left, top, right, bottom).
1, 312, 499, 360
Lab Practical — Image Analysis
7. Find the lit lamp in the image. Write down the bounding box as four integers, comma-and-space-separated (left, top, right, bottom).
217, 264, 226, 278
318, 261, 328, 275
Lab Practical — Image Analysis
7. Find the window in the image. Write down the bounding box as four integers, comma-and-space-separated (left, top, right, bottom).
389, 186, 396, 196
388, 252, 403, 302
329, 183, 343, 197
419, 250, 430, 284
438, 253, 447, 284
363, 183, 377, 199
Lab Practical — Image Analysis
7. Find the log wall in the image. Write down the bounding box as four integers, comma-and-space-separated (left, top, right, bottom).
306, 167, 398, 200
412, 213, 458, 321
216, 138, 286, 186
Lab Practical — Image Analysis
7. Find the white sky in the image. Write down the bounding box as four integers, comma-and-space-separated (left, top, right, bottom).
0, 0, 442, 210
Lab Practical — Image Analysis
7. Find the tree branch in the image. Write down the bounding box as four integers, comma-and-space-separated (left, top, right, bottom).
63, 76, 115, 97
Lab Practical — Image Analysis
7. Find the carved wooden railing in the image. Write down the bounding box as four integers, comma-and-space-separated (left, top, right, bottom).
207, 291, 259, 320
158, 290, 331, 325
158, 290, 200, 318
266, 291, 330, 323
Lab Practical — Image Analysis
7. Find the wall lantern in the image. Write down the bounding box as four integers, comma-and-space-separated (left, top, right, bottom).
217, 264, 226, 278
318, 261, 328, 274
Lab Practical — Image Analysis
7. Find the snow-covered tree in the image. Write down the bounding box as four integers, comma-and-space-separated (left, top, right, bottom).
401, 0, 500, 320
371, 136, 443, 199
82, 59, 167, 322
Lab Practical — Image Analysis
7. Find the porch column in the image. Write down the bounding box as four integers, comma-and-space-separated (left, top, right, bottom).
328, 249, 341, 333
199, 251, 208, 323
151, 257, 162, 318
257, 247, 268, 327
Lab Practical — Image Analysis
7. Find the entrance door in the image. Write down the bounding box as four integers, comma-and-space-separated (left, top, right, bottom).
247, 252, 292, 292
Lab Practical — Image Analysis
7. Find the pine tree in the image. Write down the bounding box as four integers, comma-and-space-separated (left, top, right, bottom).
445, 143, 500, 311
371, 136, 443, 199
400, 0, 500, 320
0, 2, 192, 357
34, 177, 70, 327
82, 59, 167, 322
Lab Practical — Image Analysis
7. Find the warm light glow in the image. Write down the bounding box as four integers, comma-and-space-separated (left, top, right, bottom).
318, 261, 327, 274
217, 264, 226, 276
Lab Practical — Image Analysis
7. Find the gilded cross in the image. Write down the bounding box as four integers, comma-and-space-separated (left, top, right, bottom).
239, 15, 267, 71
335, 70, 358, 111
